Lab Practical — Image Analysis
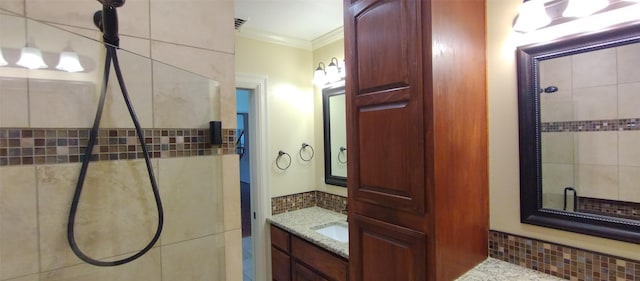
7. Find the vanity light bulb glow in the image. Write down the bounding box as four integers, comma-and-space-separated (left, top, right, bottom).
513, 0, 552, 33
56, 51, 84, 72
562, 0, 609, 18
16, 46, 48, 69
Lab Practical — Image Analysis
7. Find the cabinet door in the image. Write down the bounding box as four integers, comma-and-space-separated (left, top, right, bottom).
348, 215, 426, 281
272, 246, 291, 281
292, 261, 330, 281
345, 0, 427, 218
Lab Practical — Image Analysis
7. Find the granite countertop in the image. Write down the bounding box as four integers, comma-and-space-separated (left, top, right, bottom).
269, 207, 564, 281
268, 207, 349, 259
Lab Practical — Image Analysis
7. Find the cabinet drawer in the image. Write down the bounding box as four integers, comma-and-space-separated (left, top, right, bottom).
271, 225, 290, 253
291, 236, 348, 281
272, 246, 291, 281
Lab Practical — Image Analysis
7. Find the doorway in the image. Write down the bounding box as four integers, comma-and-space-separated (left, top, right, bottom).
236, 89, 253, 281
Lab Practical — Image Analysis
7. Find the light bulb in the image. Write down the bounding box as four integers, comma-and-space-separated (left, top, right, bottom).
0, 49, 8, 66
326, 61, 340, 83
313, 63, 327, 86
16, 46, 48, 69
513, 0, 552, 33
56, 51, 84, 72
563, 0, 609, 18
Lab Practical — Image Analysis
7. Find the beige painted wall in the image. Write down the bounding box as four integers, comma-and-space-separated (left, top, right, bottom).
487, 0, 640, 260
235, 36, 316, 198
312, 39, 348, 197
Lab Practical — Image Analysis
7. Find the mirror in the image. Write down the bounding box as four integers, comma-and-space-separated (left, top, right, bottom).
323, 84, 347, 187
518, 23, 640, 243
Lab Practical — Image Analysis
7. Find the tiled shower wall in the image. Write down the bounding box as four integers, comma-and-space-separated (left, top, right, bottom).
0, 1, 240, 281
539, 43, 640, 210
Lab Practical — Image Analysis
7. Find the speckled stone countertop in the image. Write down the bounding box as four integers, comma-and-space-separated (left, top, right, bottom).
268, 207, 349, 259
269, 207, 565, 281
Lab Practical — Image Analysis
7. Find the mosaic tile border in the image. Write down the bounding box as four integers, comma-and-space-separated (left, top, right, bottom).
271, 191, 347, 215
541, 118, 639, 133
489, 230, 640, 281
0, 128, 236, 166
578, 197, 640, 221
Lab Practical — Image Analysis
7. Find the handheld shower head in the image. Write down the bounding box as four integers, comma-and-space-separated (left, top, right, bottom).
97, 0, 125, 8
93, 0, 124, 47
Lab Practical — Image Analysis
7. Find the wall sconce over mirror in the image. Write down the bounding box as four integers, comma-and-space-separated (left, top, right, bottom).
517, 22, 640, 243
1, 45, 87, 73
313, 57, 345, 87
513, 0, 640, 33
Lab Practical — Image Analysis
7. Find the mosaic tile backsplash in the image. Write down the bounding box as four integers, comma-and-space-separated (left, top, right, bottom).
271, 191, 347, 215
489, 230, 640, 281
0, 128, 236, 166
541, 118, 640, 133
578, 197, 640, 221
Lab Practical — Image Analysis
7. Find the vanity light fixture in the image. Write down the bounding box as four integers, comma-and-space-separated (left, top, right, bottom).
562, 0, 609, 17
0, 48, 8, 66
16, 45, 48, 69
326, 57, 341, 84
313, 58, 346, 87
513, 0, 552, 33
313, 62, 327, 86
56, 50, 84, 72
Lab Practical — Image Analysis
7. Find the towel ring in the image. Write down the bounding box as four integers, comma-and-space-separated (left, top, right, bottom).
337, 146, 347, 164
276, 150, 292, 170
299, 143, 314, 161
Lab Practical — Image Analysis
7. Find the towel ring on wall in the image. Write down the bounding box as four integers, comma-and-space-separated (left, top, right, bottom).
337, 146, 347, 164
276, 150, 292, 170
299, 143, 314, 161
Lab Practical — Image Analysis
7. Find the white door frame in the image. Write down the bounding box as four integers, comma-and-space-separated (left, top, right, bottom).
236, 73, 271, 280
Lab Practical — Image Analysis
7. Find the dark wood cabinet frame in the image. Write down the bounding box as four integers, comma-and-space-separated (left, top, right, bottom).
517, 22, 640, 243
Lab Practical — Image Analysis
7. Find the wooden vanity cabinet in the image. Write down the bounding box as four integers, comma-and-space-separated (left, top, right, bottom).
344, 0, 488, 280
271, 225, 348, 281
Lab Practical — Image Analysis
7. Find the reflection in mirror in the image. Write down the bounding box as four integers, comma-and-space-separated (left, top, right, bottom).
323, 85, 347, 187
518, 23, 640, 243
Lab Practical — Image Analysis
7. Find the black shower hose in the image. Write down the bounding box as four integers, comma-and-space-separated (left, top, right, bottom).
67, 45, 164, 266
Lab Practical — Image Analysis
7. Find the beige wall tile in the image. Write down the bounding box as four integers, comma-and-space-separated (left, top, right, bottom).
572, 85, 617, 121
224, 229, 243, 281
541, 132, 575, 164
3, 274, 39, 281
0, 12, 27, 49
619, 166, 640, 204
100, 51, 153, 128
619, 131, 640, 167
222, 154, 241, 231
540, 55, 572, 91
542, 163, 574, 196
618, 82, 640, 119
577, 132, 618, 166
572, 47, 617, 89
0, 166, 38, 280
540, 90, 573, 122
577, 164, 618, 200
149, 0, 234, 53
0, 0, 25, 15
617, 42, 640, 84
0, 78, 29, 127
161, 234, 226, 281
40, 248, 161, 281
152, 59, 220, 129
37, 161, 161, 271
158, 156, 224, 245
26, 0, 149, 38
150, 41, 235, 128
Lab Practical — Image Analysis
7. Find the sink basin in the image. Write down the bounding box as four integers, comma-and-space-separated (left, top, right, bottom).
313, 222, 348, 243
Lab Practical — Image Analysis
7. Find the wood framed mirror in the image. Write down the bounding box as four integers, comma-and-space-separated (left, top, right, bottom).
517, 23, 640, 243
322, 84, 347, 187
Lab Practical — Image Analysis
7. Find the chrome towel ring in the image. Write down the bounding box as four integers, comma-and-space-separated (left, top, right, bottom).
276, 150, 292, 170
299, 143, 314, 161
337, 146, 347, 164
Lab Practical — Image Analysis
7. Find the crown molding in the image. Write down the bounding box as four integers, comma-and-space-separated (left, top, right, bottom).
311, 26, 344, 49
235, 27, 312, 50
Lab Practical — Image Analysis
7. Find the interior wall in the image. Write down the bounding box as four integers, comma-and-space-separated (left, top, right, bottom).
487, 0, 640, 260
312, 38, 347, 197
235, 36, 316, 198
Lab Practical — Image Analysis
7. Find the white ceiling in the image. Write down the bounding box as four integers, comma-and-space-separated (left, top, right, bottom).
234, 0, 344, 42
